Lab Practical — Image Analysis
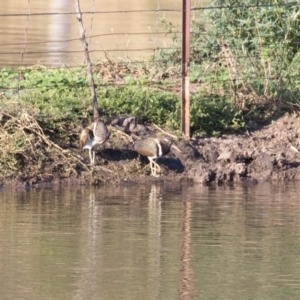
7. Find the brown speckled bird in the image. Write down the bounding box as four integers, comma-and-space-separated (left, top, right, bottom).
134, 137, 181, 177
79, 120, 110, 165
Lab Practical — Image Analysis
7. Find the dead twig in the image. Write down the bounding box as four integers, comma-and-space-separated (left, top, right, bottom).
4, 111, 91, 172
152, 123, 178, 140
110, 126, 134, 143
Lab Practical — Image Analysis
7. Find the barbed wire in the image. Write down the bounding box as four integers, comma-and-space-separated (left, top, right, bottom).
193, 1, 298, 10
0, 4, 297, 54
0, 2, 297, 18
0, 48, 177, 55
1, 32, 299, 49
0, 47, 297, 59
0, 32, 173, 47
0, 9, 180, 18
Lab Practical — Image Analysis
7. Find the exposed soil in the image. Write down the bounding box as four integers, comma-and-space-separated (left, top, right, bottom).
2, 114, 300, 189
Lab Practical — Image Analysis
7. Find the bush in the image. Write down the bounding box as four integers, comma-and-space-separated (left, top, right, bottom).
158, 0, 300, 127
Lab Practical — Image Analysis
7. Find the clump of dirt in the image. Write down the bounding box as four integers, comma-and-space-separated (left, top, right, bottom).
1, 113, 300, 189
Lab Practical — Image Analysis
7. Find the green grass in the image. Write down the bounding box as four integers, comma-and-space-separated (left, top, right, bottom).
0, 63, 249, 138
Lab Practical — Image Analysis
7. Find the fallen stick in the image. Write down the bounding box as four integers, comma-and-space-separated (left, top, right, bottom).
152, 123, 178, 140
110, 126, 134, 143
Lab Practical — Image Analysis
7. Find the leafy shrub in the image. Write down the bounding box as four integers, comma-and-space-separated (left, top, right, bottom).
97, 86, 180, 127
158, 0, 300, 127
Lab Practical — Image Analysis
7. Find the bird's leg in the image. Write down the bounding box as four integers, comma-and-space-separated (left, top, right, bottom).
151, 158, 160, 176
154, 161, 161, 173
89, 149, 94, 165
149, 158, 154, 176
148, 159, 153, 176
149, 158, 159, 177
92, 151, 95, 165
151, 161, 156, 177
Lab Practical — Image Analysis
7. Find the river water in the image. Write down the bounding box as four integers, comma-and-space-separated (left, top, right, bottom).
1, 182, 300, 300
0, 0, 202, 67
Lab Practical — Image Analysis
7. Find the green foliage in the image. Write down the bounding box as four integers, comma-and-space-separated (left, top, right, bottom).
97, 85, 180, 127
157, 0, 300, 128
0, 67, 92, 134
0, 66, 182, 131
205, 0, 300, 113
207, 0, 300, 58
191, 94, 245, 135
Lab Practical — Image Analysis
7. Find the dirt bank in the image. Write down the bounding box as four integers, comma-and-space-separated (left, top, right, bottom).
185, 114, 300, 184
1, 114, 300, 189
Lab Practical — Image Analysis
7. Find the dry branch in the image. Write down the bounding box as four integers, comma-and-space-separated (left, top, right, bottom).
75, 0, 99, 121
152, 123, 179, 140
2, 111, 90, 172
110, 126, 135, 143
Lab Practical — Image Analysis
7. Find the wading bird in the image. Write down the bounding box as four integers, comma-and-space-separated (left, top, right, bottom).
134, 137, 181, 177
79, 120, 110, 165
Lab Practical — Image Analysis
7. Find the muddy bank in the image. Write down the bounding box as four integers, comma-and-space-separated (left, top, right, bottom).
185, 114, 300, 184
1, 114, 300, 189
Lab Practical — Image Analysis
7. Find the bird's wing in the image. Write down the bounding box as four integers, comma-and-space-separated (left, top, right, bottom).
79, 127, 91, 148
93, 121, 110, 143
134, 138, 158, 158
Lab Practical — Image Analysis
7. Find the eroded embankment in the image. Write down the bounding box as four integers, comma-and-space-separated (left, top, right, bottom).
1, 114, 300, 189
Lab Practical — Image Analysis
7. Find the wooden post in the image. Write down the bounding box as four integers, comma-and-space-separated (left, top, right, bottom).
75, 0, 100, 121
181, 0, 191, 138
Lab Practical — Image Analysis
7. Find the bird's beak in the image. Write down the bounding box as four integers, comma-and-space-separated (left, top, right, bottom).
171, 144, 182, 153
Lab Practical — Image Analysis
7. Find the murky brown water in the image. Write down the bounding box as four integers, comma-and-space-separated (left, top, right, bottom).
0, 0, 203, 67
1, 182, 300, 300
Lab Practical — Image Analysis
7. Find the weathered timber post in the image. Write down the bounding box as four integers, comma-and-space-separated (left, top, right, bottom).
75, 0, 100, 121
181, 0, 191, 138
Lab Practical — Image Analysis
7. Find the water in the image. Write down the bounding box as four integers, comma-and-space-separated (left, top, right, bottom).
1, 182, 300, 300
0, 0, 203, 67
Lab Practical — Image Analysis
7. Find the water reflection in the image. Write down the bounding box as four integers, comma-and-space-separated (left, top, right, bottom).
179, 198, 193, 300
147, 185, 162, 299
1, 183, 300, 300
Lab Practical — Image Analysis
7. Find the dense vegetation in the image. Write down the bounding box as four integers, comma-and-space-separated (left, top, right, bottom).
160, 0, 300, 130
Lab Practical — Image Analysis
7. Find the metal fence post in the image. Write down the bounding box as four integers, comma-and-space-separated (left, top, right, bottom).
181, 0, 191, 138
